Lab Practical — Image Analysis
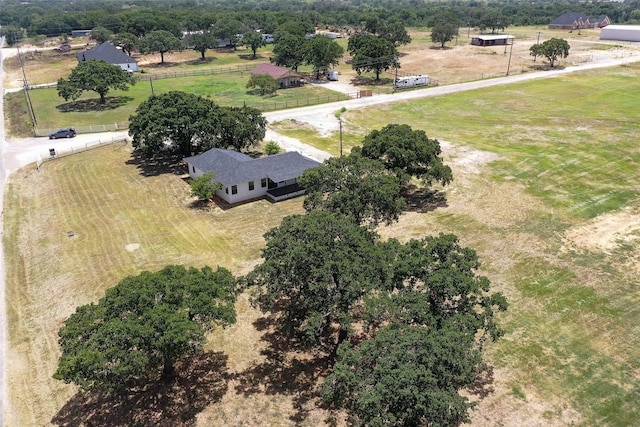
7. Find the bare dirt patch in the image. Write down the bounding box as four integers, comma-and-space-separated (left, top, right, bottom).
563, 207, 640, 253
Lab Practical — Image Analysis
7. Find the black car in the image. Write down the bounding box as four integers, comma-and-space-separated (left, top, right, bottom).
49, 128, 76, 139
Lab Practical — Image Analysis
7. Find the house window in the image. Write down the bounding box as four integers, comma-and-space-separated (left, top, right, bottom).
225, 187, 228, 194
231, 185, 238, 195
249, 181, 255, 191
261, 178, 267, 188
192, 166, 195, 173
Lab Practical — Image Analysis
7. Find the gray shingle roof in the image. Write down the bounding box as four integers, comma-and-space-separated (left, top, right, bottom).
185, 148, 320, 186
76, 41, 137, 64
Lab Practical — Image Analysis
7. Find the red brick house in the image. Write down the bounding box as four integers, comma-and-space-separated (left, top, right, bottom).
251, 63, 303, 88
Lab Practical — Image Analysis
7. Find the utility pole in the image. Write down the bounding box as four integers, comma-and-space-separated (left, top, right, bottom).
17, 44, 37, 130
339, 118, 343, 157
506, 39, 514, 76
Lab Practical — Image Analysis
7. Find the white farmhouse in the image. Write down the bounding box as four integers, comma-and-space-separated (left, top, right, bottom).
185, 148, 321, 205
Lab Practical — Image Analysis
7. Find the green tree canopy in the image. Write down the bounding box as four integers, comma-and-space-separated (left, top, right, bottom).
304, 34, 344, 79
110, 32, 138, 56
216, 105, 267, 152
129, 92, 267, 158
242, 31, 266, 58
190, 172, 223, 200
54, 265, 237, 391
322, 321, 481, 426
347, 34, 398, 81
214, 18, 245, 50
128, 91, 222, 158
323, 234, 508, 426
368, 234, 508, 340
431, 22, 458, 48
246, 73, 279, 96
186, 31, 217, 60
90, 25, 112, 43
141, 29, 182, 64
0, 25, 24, 46
272, 32, 307, 71
57, 60, 135, 104
263, 141, 282, 155
298, 154, 405, 226
246, 210, 389, 348
379, 20, 412, 47
530, 38, 570, 67
359, 123, 453, 186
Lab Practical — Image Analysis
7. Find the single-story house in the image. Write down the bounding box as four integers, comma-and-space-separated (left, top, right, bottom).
184, 148, 321, 205
471, 35, 514, 47
76, 41, 138, 73
549, 13, 610, 30
250, 63, 303, 88
600, 25, 640, 42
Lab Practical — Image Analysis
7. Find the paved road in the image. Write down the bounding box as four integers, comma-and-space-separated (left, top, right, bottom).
1, 50, 639, 425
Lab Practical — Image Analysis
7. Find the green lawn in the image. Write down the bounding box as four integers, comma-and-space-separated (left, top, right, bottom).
29, 72, 348, 130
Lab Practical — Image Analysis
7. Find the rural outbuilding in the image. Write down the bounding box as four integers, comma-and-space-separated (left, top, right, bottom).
76, 41, 138, 72
251, 63, 303, 88
600, 25, 640, 42
185, 148, 321, 205
471, 35, 514, 47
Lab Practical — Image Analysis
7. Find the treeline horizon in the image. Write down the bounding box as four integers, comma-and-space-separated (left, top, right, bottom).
1, 0, 639, 39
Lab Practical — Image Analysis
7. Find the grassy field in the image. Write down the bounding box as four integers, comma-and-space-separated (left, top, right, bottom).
28, 76, 348, 130
5, 44, 348, 132
5, 37, 640, 427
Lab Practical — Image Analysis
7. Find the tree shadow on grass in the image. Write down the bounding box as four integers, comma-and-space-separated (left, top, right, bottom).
468, 363, 495, 399
402, 185, 448, 213
56, 96, 134, 112
350, 76, 393, 86
126, 150, 186, 177
184, 57, 216, 66
51, 352, 229, 427
234, 312, 335, 424
238, 53, 265, 60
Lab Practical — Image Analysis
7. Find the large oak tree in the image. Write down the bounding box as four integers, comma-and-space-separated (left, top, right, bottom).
128, 91, 266, 158
140, 29, 182, 64
246, 210, 390, 348
54, 265, 237, 391
323, 234, 508, 426
128, 91, 222, 158
359, 123, 453, 187
304, 34, 344, 79
298, 154, 405, 226
347, 34, 398, 81
57, 60, 135, 104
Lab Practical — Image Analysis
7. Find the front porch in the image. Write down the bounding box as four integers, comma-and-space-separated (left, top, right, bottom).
266, 183, 307, 202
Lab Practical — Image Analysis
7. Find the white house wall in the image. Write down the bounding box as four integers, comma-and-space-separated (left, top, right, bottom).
117, 62, 139, 72
221, 179, 269, 204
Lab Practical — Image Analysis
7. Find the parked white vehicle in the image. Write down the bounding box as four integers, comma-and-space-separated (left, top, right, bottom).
394, 75, 429, 88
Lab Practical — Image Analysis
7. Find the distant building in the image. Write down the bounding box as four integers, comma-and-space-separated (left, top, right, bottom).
600, 25, 640, 42
549, 13, 610, 30
471, 35, 514, 47
250, 63, 303, 88
76, 41, 138, 73
71, 29, 92, 38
